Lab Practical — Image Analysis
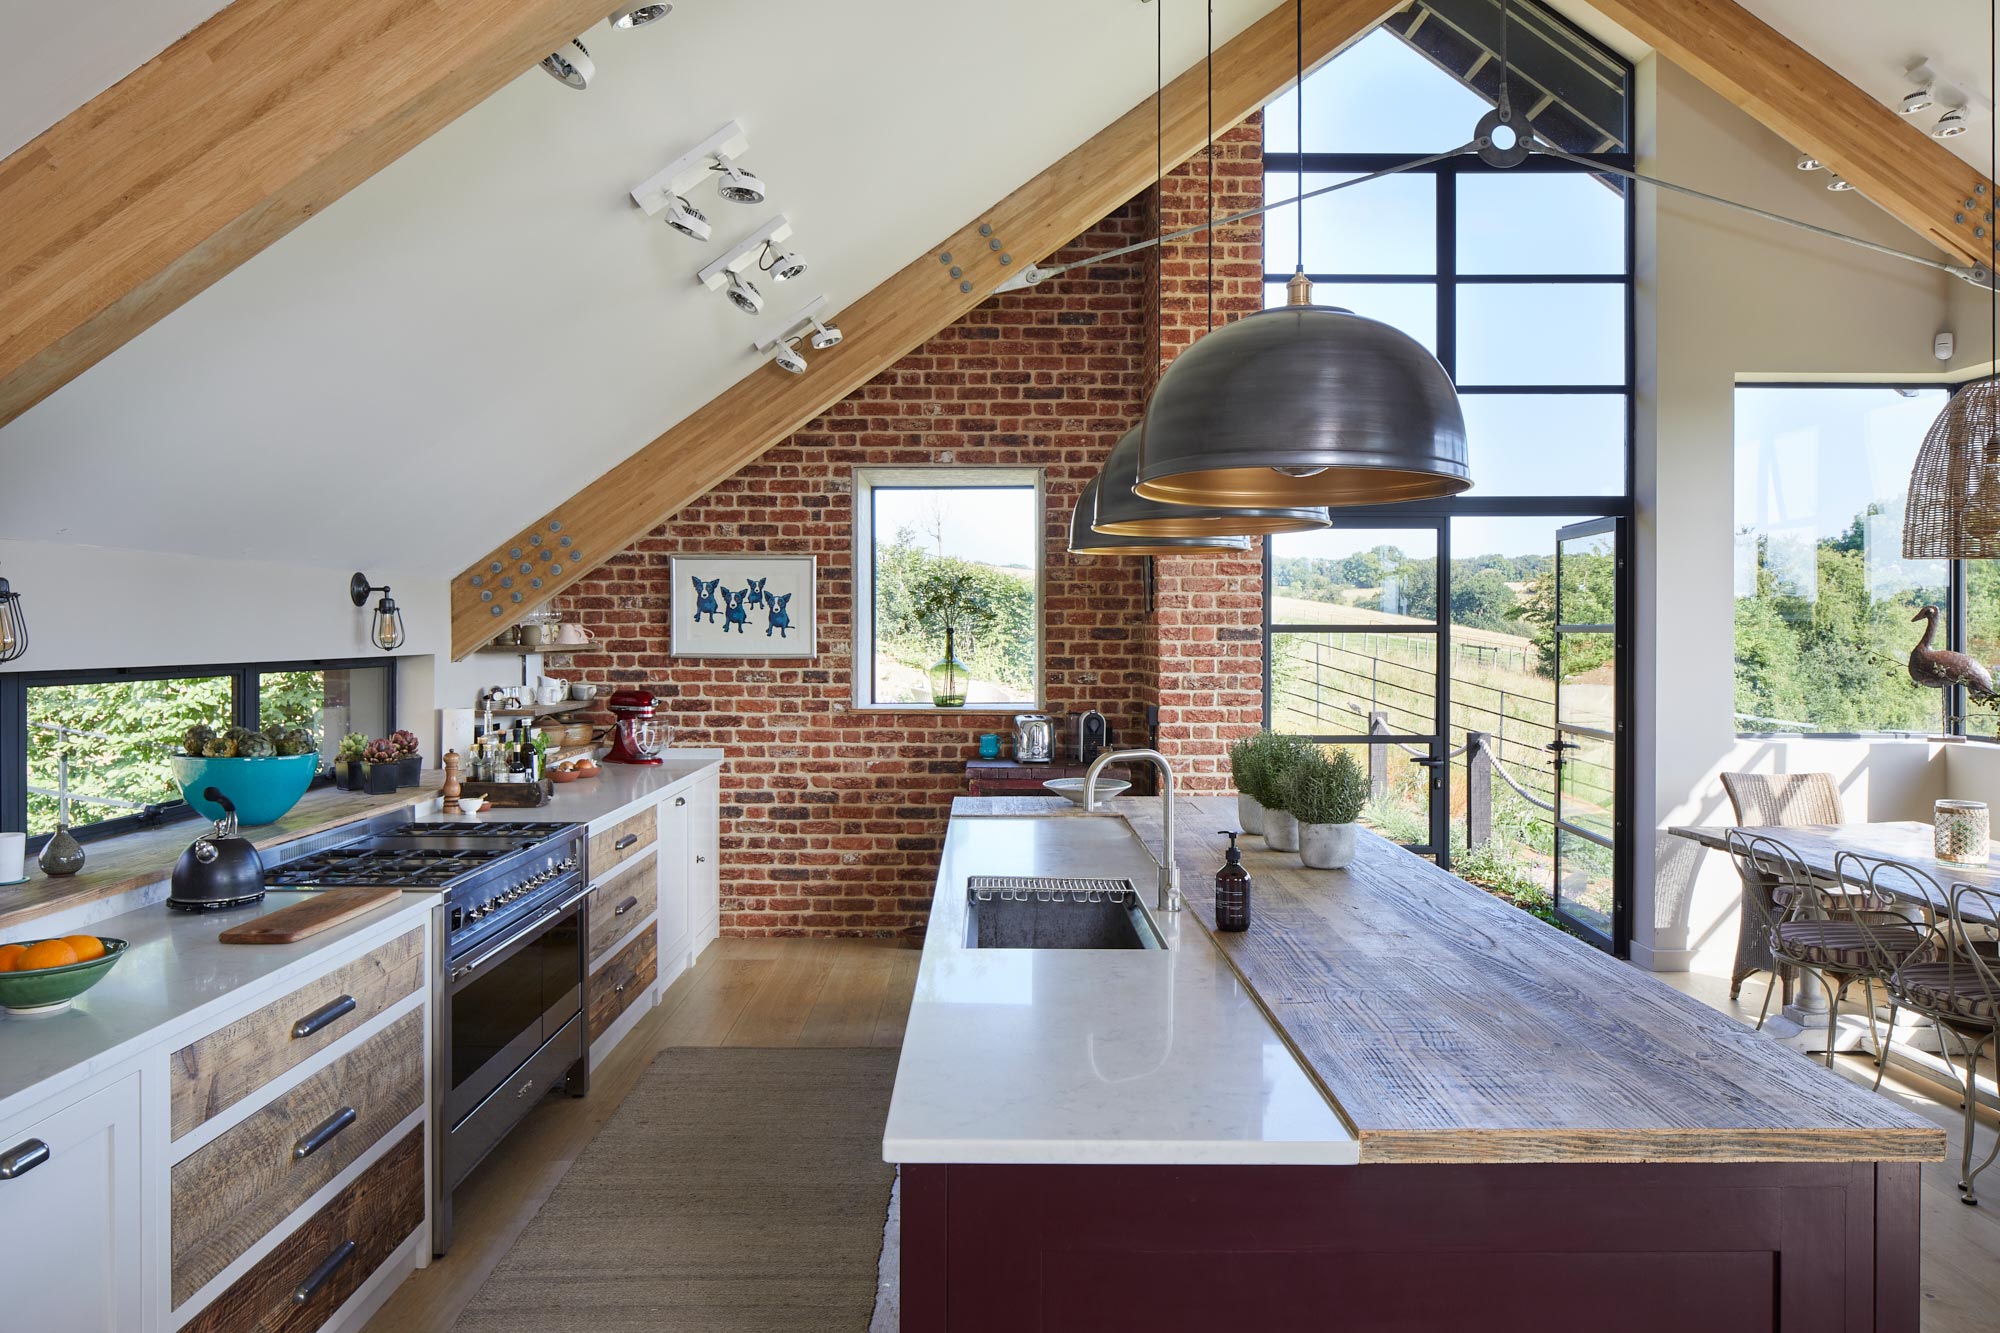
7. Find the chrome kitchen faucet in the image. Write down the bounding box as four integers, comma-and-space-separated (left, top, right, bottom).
1083, 748, 1180, 912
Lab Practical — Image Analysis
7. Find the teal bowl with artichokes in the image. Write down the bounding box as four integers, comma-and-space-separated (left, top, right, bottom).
170, 722, 320, 826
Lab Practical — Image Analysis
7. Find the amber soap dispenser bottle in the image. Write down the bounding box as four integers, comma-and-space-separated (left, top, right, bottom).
1215, 830, 1251, 932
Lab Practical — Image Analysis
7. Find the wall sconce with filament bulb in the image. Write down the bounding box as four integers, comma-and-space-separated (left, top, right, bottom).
350, 573, 406, 652
0, 575, 26, 663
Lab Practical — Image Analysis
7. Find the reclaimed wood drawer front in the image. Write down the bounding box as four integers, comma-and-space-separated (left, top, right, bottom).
170, 928, 423, 1140
587, 926, 657, 1043
179, 1127, 424, 1333
171, 1008, 425, 1308
589, 847, 658, 968
589, 804, 656, 881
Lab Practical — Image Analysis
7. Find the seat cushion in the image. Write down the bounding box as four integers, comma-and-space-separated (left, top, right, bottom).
1894, 961, 2000, 1025
1774, 922, 1928, 970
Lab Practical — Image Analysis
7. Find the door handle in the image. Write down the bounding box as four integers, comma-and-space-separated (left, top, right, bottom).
695, 855, 706, 864
0, 1138, 49, 1179
293, 1106, 357, 1161
292, 1239, 356, 1306
614, 833, 639, 851
674, 796, 686, 807
614, 895, 639, 917
291, 994, 356, 1040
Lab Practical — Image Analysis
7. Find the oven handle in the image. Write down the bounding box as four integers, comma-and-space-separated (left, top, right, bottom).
449, 880, 592, 985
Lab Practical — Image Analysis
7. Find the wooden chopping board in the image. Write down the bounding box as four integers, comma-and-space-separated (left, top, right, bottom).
219, 886, 402, 944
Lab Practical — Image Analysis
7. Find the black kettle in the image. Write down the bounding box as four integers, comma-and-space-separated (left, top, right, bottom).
168, 788, 268, 912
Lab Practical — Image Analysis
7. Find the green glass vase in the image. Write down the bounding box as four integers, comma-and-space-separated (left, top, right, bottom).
929, 628, 970, 708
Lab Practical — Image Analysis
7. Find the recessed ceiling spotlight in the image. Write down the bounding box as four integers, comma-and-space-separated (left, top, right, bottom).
764, 243, 807, 282
808, 317, 843, 350
1902, 85, 1936, 115
769, 339, 809, 374
664, 194, 711, 241
1826, 174, 1855, 192
725, 271, 764, 315
608, 3, 672, 28
1794, 152, 1821, 171
713, 154, 766, 205
1934, 107, 1969, 138
540, 39, 594, 90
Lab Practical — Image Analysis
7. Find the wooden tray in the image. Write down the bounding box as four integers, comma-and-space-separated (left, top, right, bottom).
219, 886, 401, 945
460, 779, 553, 808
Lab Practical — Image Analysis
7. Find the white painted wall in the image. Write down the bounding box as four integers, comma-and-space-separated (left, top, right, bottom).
1634, 57, 1966, 969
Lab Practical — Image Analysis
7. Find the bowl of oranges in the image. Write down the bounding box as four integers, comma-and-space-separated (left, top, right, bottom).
0, 935, 127, 1016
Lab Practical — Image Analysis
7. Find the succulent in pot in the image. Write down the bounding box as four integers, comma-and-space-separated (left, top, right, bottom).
167, 717, 320, 825
333, 732, 370, 791
359, 737, 402, 794
1255, 734, 1316, 854
1284, 748, 1370, 870
387, 728, 424, 787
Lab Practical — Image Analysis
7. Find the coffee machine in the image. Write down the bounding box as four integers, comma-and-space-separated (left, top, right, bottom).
605, 688, 667, 765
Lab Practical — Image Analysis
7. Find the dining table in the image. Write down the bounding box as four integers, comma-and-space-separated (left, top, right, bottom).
1668, 820, 2000, 924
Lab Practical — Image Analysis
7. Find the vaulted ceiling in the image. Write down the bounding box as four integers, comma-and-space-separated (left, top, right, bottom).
0, 0, 1993, 581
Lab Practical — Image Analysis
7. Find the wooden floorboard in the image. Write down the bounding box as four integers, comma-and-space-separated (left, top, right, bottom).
361, 937, 918, 1332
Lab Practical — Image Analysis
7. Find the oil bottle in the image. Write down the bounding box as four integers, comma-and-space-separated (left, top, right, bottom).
1215, 830, 1251, 932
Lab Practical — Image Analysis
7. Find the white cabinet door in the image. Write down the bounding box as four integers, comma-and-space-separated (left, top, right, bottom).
0, 1073, 144, 1333
691, 772, 721, 936
657, 789, 692, 970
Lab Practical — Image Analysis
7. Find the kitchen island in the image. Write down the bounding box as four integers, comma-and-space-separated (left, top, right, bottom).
886, 795, 1943, 1332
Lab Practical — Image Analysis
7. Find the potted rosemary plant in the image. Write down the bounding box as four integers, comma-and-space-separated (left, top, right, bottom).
1227, 732, 1269, 836
1287, 749, 1369, 870
1256, 734, 1316, 854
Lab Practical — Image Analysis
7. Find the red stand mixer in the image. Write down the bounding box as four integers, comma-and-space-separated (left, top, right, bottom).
604, 688, 669, 765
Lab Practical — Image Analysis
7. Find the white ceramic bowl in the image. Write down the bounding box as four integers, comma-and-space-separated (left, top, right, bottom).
1043, 777, 1130, 807
456, 797, 485, 816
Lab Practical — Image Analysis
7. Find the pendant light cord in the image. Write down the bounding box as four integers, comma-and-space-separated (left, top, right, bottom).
1157, 0, 1164, 376
1296, 0, 1304, 265
1207, 0, 1215, 334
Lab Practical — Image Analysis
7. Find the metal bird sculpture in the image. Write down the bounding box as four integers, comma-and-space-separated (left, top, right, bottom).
1908, 605, 1997, 701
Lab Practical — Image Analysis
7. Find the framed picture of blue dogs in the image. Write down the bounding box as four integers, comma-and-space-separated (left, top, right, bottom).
669, 555, 818, 659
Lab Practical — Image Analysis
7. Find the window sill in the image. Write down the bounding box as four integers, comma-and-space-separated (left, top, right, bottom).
847, 703, 1044, 716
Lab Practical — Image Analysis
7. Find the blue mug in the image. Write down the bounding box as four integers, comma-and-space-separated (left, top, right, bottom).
978, 733, 1001, 759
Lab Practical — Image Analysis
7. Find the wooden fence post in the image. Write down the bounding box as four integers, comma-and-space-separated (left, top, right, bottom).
1368, 712, 1390, 797
1467, 731, 1493, 848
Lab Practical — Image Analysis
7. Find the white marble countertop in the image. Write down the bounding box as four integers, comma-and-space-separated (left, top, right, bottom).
0, 890, 434, 1122
443, 750, 725, 830
882, 806, 1358, 1166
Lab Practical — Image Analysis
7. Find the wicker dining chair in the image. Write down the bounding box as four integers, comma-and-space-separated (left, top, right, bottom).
1828, 852, 1949, 1088
1719, 772, 1847, 1004
1880, 883, 2000, 1204
1723, 831, 1822, 1031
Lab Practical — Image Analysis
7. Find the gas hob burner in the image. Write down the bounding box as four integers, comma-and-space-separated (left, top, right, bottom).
391, 821, 560, 839
265, 846, 508, 888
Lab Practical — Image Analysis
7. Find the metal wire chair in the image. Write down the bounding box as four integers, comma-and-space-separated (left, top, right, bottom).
1886, 883, 2000, 1204
1723, 831, 1820, 1031
1827, 852, 1948, 1090
1719, 772, 1846, 1004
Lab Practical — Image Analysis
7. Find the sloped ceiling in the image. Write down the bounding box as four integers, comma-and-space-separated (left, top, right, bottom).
0, 0, 1287, 573
1, 0, 1990, 577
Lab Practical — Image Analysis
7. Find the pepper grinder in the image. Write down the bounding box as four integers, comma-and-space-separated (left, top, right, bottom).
1215, 830, 1250, 932
441, 750, 463, 813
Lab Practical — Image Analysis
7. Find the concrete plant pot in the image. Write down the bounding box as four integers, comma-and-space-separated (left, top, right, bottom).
1300, 821, 1358, 870
1264, 809, 1300, 853
1236, 792, 1266, 836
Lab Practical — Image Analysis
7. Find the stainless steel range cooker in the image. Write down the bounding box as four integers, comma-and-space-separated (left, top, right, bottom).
259, 815, 591, 1255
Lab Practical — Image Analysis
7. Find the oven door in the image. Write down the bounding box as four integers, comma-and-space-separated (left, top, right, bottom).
445, 880, 588, 1128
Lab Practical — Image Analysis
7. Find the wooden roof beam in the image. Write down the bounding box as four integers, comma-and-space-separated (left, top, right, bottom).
0, 0, 617, 429
1590, 0, 1995, 266
450, 0, 1405, 656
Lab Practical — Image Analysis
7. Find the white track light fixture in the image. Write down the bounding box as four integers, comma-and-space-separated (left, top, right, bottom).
755, 297, 842, 372
1794, 152, 1821, 171
630, 123, 757, 241
1935, 107, 1970, 138
540, 39, 594, 90
663, 194, 711, 242
1827, 174, 1855, 192
1903, 85, 1936, 115
763, 242, 807, 282
698, 215, 797, 314
609, 3, 672, 28
712, 154, 766, 205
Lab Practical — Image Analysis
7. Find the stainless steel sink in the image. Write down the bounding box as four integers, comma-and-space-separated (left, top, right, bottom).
963, 877, 1164, 950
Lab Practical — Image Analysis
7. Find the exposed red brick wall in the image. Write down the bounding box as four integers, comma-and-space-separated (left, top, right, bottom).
553, 118, 1265, 937
1151, 121, 1268, 791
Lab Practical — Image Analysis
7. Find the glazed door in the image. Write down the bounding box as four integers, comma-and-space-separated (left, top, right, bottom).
1549, 518, 1626, 951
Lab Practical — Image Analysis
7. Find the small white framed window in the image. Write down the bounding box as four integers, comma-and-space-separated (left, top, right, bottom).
851, 467, 1045, 711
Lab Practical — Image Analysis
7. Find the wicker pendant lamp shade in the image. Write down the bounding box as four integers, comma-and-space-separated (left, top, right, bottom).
1068, 477, 1250, 556
1904, 380, 2000, 558
1092, 430, 1330, 537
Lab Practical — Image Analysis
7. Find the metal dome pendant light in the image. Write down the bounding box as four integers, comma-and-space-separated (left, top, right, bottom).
1094, 429, 1328, 536
1135, 0, 1470, 509
1904, 6, 2000, 559
1069, 477, 1251, 556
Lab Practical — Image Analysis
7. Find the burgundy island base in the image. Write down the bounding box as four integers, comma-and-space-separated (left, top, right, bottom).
884, 797, 1940, 1332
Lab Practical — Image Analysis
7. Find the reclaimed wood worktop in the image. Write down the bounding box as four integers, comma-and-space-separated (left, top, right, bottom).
1114, 795, 1944, 1165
